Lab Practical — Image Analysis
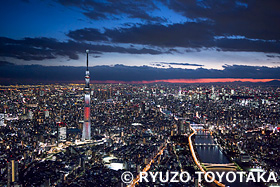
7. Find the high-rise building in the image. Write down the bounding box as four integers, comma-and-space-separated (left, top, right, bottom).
141, 101, 146, 114
82, 50, 91, 141
7, 160, 19, 186
178, 87, 182, 97
0, 113, 4, 126
59, 122, 67, 141
177, 120, 186, 135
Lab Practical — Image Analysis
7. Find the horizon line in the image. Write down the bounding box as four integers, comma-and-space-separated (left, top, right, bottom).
0, 78, 279, 85
91, 78, 279, 84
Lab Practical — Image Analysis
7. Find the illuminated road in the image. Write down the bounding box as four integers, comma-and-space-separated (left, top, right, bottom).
188, 126, 226, 187
128, 145, 166, 187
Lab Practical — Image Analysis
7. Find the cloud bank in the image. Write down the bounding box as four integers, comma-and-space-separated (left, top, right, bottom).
0, 63, 279, 84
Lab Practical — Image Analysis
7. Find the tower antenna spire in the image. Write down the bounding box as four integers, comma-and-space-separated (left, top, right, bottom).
86, 49, 89, 71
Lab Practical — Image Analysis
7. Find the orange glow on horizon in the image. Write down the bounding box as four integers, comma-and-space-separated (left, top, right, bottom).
91, 78, 279, 84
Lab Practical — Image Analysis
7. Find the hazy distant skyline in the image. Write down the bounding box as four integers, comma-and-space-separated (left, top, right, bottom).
0, 0, 280, 83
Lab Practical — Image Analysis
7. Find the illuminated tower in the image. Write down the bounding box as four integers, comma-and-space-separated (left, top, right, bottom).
178, 87, 182, 97
82, 50, 91, 141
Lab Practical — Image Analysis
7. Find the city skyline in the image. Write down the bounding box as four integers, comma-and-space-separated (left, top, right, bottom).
0, 0, 280, 83
1, 83, 280, 186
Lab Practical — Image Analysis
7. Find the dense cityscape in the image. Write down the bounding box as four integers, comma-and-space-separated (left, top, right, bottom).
0, 83, 279, 187
1, 0, 280, 186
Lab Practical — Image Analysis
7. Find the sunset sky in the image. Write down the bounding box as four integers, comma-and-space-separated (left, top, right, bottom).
0, 0, 280, 83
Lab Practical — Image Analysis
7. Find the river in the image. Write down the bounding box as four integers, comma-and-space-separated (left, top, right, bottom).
194, 130, 258, 187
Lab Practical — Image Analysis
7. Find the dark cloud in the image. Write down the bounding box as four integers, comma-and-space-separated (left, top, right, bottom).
0, 64, 279, 84
67, 22, 280, 54
67, 0, 280, 54
67, 28, 108, 42
220, 65, 280, 79
0, 37, 167, 61
185, 48, 201, 52
56, 0, 164, 22
83, 11, 108, 20
3, 0, 280, 63
63, 0, 280, 42
0, 61, 14, 66
20, 0, 273, 56
0, 37, 70, 60
215, 38, 280, 54
57, 0, 280, 55
68, 22, 214, 48
160, 0, 280, 41
150, 63, 167, 68
153, 62, 204, 67
267, 55, 280, 59
154, 64, 162, 67
104, 22, 214, 48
